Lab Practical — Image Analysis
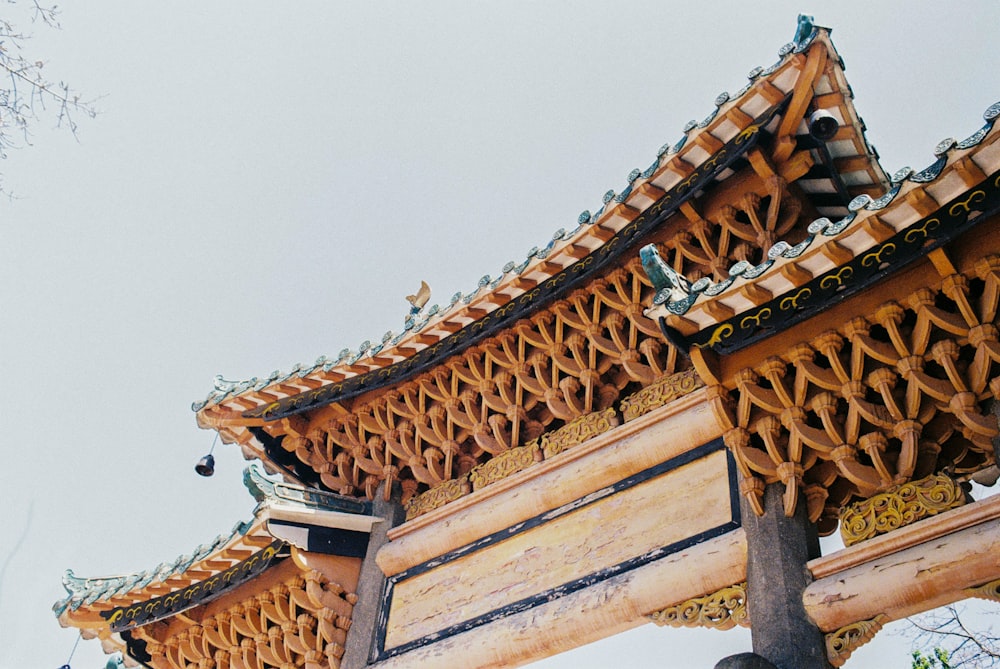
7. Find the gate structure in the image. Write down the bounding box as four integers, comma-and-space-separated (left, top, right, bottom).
55, 19, 1000, 669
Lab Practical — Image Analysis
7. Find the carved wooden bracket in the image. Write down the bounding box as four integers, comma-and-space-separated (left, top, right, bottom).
647, 582, 748, 631
134, 565, 357, 669
713, 260, 1000, 534
825, 613, 888, 667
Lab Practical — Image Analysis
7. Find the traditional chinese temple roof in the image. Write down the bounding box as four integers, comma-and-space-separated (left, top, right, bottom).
55, 17, 1000, 669
193, 24, 892, 453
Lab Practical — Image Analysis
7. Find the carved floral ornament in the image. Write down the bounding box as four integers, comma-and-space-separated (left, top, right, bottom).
838, 473, 968, 546
649, 585, 887, 667
825, 614, 889, 667
647, 582, 749, 631
711, 258, 1000, 534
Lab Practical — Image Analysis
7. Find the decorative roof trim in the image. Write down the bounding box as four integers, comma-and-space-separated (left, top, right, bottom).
101, 540, 283, 633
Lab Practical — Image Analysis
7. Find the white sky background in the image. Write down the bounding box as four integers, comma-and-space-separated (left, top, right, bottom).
1, 2, 998, 667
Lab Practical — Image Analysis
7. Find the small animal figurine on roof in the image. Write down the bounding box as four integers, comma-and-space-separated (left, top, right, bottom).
639, 244, 691, 306
793, 14, 815, 48
406, 280, 431, 315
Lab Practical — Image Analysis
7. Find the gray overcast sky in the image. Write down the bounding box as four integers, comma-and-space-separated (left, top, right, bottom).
2, 2, 998, 667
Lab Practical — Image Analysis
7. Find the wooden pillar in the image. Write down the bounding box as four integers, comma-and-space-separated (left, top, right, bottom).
342, 483, 406, 669
739, 482, 830, 669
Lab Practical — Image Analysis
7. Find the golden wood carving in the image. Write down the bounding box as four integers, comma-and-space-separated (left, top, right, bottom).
269, 257, 689, 507
825, 614, 888, 667
647, 582, 748, 630
967, 578, 1000, 603
133, 568, 356, 669
620, 369, 703, 422
713, 259, 1000, 534
839, 473, 967, 546
404, 476, 472, 520
540, 407, 620, 459
468, 442, 541, 491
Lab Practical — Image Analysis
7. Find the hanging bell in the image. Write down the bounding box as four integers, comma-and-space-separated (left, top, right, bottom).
195, 453, 215, 477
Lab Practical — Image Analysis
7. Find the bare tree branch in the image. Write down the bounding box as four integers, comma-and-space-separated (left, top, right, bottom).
906, 605, 1000, 668
0, 0, 98, 194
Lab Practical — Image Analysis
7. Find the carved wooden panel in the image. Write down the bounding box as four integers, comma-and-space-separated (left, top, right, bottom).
133, 567, 356, 669
272, 257, 690, 505
378, 445, 735, 660
711, 258, 1000, 534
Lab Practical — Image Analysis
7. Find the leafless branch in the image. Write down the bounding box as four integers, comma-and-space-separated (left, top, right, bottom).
0, 0, 98, 194
906, 605, 1000, 668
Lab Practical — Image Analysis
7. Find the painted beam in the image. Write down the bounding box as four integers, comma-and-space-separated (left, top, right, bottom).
368, 530, 747, 669
804, 495, 1000, 631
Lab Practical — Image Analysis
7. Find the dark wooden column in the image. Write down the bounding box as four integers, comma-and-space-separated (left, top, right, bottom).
342, 483, 406, 669
738, 482, 830, 669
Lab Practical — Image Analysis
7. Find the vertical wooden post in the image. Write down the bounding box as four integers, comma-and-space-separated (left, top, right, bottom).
740, 482, 831, 669
342, 483, 406, 669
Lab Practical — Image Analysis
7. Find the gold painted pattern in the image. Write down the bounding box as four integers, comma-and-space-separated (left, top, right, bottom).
620, 369, 703, 422
540, 407, 620, 459
404, 476, 472, 520
839, 473, 967, 546
647, 582, 748, 630
468, 443, 541, 491
825, 614, 889, 667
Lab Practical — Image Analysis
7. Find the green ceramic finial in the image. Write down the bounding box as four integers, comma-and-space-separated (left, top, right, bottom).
794, 14, 815, 47
640, 244, 691, 306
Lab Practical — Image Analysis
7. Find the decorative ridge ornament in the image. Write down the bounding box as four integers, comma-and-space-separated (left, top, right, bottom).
243, 463, 373, 516
792, 14, 816, 50
640, 244, 692, 307
406, 280, 431, 315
